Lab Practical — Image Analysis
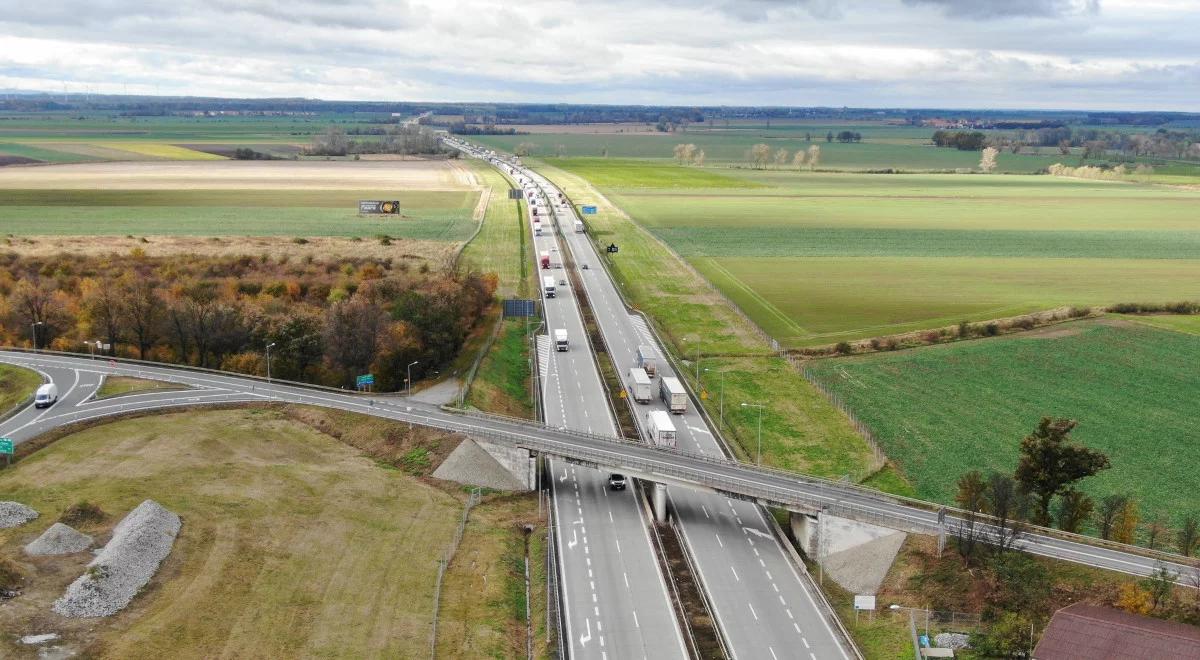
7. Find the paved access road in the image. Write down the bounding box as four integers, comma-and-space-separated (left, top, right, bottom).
525, 176, 688, 660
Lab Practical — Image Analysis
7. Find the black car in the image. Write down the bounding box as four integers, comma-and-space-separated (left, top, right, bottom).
608, 474, 627, 491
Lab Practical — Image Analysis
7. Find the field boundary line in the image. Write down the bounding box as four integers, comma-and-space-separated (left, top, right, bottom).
700, 256, 810, 337
430, 488, 481, 659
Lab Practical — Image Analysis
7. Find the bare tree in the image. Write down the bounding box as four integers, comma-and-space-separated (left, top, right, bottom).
792, 150, 807, 168
774, 148, 789, 169
10, 279, 64, 348
1145, 514, 1167, 551
514, 142, 537, 157
120, 274, 163, 360
979, 146, 999, 173
1055, 489, 1093, 534
1178, 514, 1199, 557
80, 277, 123, 356
806, 145, 821, 169
694, 149, 706, 166
750, 143, 772, 169
1058, 139, 1071, 156
1097, 494, 1129, 540
985, 472, 1027, 553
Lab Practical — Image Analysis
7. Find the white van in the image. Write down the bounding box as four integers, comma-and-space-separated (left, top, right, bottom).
34, 383, 59, 409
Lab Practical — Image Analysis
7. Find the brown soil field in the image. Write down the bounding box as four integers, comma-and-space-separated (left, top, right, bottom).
0, 159, 479, 191
2, 235, 458, 263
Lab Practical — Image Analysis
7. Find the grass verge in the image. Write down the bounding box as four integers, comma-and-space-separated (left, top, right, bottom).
0, 364, 41, 418
466, 318, 535, 419
95, 376, 186, 399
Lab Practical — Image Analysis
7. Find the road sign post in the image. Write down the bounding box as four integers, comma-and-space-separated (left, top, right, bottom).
356, 373, 375, 392
0, 438, 13, 467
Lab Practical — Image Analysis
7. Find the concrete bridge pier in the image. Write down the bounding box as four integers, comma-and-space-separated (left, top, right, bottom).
789, 511, 907, 595
651, 483, 668, 522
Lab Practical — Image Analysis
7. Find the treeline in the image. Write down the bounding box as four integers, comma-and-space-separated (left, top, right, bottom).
304, 125, 452, 157
932, 130, 988, 150
447, 123, 523, 135
934, 126, 1200, 160
0, 253, 496, 390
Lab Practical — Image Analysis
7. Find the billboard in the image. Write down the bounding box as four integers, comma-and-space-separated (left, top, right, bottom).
359, 200, 401, 215
581, 205, 598, 215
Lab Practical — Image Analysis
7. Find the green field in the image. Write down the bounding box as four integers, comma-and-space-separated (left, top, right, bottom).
805, 319, 1200, 528
0, 364, 41, 415
545, 159, 1200, 346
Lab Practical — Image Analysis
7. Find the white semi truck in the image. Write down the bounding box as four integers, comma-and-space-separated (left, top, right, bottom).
659, 376, 687, 414
646, 410, 678, 449
543, 275, 556, 298
574, 219, 584, 233
636, 345, 658, 378
628, 367, 652, 403
554, 328, 569, 352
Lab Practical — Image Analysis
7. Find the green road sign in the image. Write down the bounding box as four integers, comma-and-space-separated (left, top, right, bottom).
0, 438, 13, 455
356, 374, 375, 386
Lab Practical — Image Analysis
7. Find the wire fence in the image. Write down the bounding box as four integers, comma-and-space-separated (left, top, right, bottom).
430, 488, 481, 659
792, 359, 888, 477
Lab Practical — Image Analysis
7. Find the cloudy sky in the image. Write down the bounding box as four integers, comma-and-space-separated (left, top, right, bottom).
0, 0, 1195, 110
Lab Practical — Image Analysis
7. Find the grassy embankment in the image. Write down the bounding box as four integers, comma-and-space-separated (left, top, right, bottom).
0, 407, 543, 658
94, 376, 185, 399
459, 161, 537, 418
530, 159, 877, 479
0, 364, 42, 416
806, 319, 1200, 529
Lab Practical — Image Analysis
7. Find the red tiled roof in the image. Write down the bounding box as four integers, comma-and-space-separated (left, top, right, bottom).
1033, 603, 1200, 660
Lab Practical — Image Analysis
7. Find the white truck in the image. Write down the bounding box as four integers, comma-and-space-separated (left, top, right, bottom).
636, 345, 658, 378
659, 376, 687, 414
543, 275, 556, 298
574, 219, 584, 233
646, 410, 678, 449
34, 383, 59, 409
554, 328, 569, 352
533, 220, 542, 236
628, 368, 652, 403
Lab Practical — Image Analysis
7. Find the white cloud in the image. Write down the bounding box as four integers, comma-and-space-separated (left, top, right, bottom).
0, 0, 1195, 109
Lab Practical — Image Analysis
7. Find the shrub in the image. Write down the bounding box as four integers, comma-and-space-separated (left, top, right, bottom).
984, 323, 1000, 336
59, 501, 106, 526
958, 320, 971, 338
1014, 317, 1035, 331
1069, 306, 1091, 318
921, 331, 940, 344
292, 237, 309, 245
869, 338, 882, 351
0, 556, 24, 591
835, 341, 853, 355
883, 338, 899, 351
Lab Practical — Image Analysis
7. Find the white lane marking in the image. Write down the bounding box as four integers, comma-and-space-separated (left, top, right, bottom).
715, 533, 723, 548
803, 638, 810, 649
794, 623, 802, 634
623, 572, 629, 588
614, 539, 620, 553
769, 648, 778, 660
701, 505, 710, 519
730, 566, 739, 582
744, 526, 773, 540
633, 610, 639, 628
568, 530, 578, 549
580, 618, 592, 646
748, 602, 758, 620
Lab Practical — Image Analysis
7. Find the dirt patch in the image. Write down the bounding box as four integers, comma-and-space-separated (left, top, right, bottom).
1019, 316, 1132, 339
2, 234, 456, 262
0, 159, 477, 191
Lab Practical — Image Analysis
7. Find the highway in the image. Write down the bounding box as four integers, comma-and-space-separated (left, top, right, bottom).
525, 177, 687, 658
522, 164, 852, 659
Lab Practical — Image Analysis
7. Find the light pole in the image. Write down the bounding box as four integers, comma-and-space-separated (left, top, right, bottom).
265, 342, 276, 384
741, 402, 764, 465
407, 360, 419, 397
705, 368, 724, 428
31, 321, 44, 350
88, 340, 99, 360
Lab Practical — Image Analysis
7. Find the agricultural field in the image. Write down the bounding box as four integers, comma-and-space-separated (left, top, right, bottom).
0, 159, 484, 241
546, 159, 1200, 347
805, 319, 1200, 529
0, 408, 461, 657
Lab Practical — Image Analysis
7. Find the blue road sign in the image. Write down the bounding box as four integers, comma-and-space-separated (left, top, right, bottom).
581, 205, 597, 215
356, 374, 375, 386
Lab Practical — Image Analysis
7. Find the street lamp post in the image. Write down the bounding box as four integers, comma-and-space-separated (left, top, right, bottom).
407, 360, 420, 397
31, 321, 44, 350
705, 368, 724, 428
265, 342, 276, 384
88, 340, 99, 360
741, 402, 764, 465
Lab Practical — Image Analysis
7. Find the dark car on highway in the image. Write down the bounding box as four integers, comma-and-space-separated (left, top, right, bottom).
608, 474, 627, 491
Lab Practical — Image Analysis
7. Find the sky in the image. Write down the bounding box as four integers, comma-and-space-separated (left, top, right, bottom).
0, 0, 1196, 110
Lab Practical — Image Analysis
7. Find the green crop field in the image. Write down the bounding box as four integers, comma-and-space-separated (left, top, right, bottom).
544, 160, 1200, 346
804, 319, 1200, 529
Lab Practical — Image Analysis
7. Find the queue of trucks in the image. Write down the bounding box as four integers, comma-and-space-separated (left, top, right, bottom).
628, 367, 651, 403
636, 345, 658, 378
659, 376, 687, 414
646, 410, 677, 449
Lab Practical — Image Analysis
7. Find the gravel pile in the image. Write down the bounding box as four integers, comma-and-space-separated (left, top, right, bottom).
25, 523, 93, 556
52, 500, 181, 618
0, 501, 39, 528
935, 632, 971, 649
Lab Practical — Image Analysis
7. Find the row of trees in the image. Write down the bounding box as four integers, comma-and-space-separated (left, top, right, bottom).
305, 125, 451, 157
746, 143, 821, 169
1, 253, 495, 391
672, 143, 706, 165
953, 418, 1199, 555
934, 126, 1200, 160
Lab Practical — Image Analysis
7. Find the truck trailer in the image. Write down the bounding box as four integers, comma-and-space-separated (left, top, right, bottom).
659, 376, 687, 414
543, 275, 556, 298
636, 345, 658, 378
646, 410, 677, 448
628, 367, 651, 403
554, 328, 569, 352
574, 219, 584, 233
540, 251, 550, 269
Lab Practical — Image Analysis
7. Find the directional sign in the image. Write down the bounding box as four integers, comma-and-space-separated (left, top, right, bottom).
606, 243, 619, 254
356, 374, 375, 386
0, 438, 13, 455
581, 205, 598, 215
503, 299, 538, 318
854, 594, 876, 611
508, 189, 523, 200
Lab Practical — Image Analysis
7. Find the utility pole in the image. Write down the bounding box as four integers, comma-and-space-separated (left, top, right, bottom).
31, 321, 44, 350
265, 342, 276, 384
407, 360, 420, 397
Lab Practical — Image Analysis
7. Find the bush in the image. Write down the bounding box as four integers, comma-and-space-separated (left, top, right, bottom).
292, 237, 309, 245
835, 341, 853, 355
984, 323, 1000, 336
0, 555, 24, 591
869, 338, 882, 351
958, 320, 971, 338
59, 500, 106, 526
1069, 306, 1091, 318
1014, 317, 1035, 330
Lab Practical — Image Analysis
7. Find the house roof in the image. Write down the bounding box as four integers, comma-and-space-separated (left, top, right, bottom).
1033, 603, 1200, 660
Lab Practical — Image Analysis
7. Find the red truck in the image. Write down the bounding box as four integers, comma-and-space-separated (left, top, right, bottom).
540, 251, 550, 269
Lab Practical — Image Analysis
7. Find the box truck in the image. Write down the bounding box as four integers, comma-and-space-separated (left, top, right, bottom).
628, 368, 651, 403
554, 328, 569, 352
636, 345, 658, 378
540, 251, 550, 269
659, 376, 687, 414
543, 275, 556, 298
646, 410, 677, 448
34, 383, 58, 409
574, 219, 584, 233
533, 221, 542, 236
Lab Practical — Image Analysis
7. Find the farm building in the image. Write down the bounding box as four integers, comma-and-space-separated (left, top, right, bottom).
1032, 603, 1200, 660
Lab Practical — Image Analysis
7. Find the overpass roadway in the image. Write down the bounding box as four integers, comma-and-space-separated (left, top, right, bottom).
3, 351, 1198, 590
